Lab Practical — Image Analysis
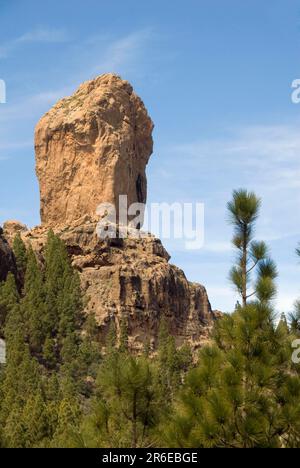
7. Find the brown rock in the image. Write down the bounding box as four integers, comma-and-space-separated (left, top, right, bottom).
35, 73, 154, 227
3, 220, 28, 246
20, 222, 214, 351
5, 73, 216, 352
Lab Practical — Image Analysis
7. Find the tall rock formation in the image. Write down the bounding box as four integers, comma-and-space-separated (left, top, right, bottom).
2, 73, 216, 351
35, 74, 153, 226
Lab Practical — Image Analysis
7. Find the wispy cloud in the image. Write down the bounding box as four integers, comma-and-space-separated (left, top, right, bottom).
170, 124, 300, 173
0, 28, 157, 163
0, 27, 70, 58
0, 28, 156, 126
0, 88, 70, 123
0, 140, 32, 151
202, 241, 232, 253
162, 123, 300, 236
156, 124, 300, 313
88, 28, 155, 75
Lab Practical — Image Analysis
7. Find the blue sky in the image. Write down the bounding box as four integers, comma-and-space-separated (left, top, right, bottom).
1, 0, 300, 313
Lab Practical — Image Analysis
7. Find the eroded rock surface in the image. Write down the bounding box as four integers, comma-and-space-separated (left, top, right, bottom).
3, 220, 28, 245
19, 222, 215, 351
1, 74, 216, 351
35, 74, 154, 226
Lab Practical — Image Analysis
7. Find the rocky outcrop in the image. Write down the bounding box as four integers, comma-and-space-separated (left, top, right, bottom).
2, 73, 216, 351
35, 74, 154, 227
19, 221, 214, 351
3, 220, 28, 245
0, 228, 17, 282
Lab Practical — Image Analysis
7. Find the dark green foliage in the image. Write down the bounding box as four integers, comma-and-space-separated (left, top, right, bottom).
289, 300, 300, 334
228, 189, 277, 305
81, 350, 161, 448
44, 230, 83, 340
119, 317, 129, 352
0, 231, 98, 447
0, 272, 19, 335
106, 320, 117, 351
157, 319, 190, 399
13, 233, 27, 279
162, 302, 300, 448
1, 189, 300, 448
22, 248, 46, 353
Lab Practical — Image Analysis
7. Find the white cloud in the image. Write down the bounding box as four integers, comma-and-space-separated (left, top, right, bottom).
157, 124, 300, 313
171, 124, 300, 170
0, 88, 70, 124
15, 28, 69, 44
0, 28, 156, 125
164, 123, 300, 237
89, 28, 155, 75
0, 27, 69, 58
202, 241, 232, 253
277, 292, 297, 313
0, 140, 32, 151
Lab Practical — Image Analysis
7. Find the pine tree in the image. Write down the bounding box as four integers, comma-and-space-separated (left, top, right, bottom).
290, 300, 300, 335
0, 272, 19, 334
228, 189, 277, 305
119, 316, 129, 353
0, 231, 87, 447
277, 312, 289, 335
22, 248, 46, 354
106, 319, 117, 352
162, 300, 300, 448
43, 335, 57, 369
82, 352, 160, 448
157, 319, 182, 398
22, 394, 49, 447
290, 246, 300, 334
13, 233, 27, 280
51, 398, 82, 448
0, 296, 47, 448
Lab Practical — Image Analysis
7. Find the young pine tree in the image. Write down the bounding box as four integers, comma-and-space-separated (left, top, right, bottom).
13, 233, 27, 280
82, 351, 160, 448
228, 189, 277, 305
290, 245, 300, 333
22, 248, 46, 354
163, 299, 300, 448
119, 317, 129, 353
157, 319, 183, 399
0, 299, 47, 448
0, 272, 19, 334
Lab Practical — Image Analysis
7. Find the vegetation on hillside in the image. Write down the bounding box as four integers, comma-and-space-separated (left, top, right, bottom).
0, 191, 300, 448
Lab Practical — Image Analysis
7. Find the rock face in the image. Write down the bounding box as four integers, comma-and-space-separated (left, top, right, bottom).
20, 221, 215, 351
35, 74, 154, 227
0, 228, 16, 283
3, 220, 28, 245
2, 73, 216, 351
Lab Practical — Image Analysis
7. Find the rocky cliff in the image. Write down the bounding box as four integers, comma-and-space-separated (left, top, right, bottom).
2, 74, 216, 351
4, 220, 214, 351
35, 74, 153, 226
